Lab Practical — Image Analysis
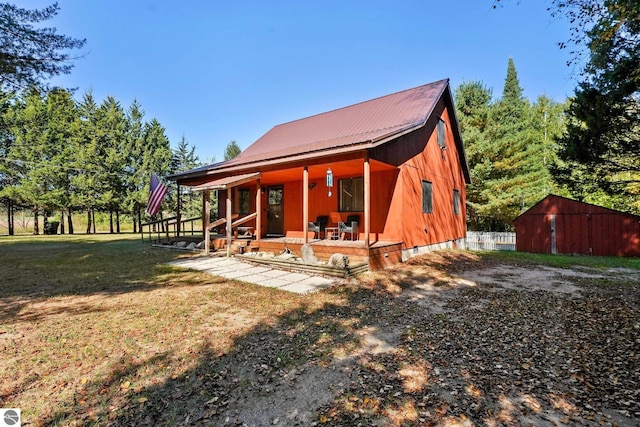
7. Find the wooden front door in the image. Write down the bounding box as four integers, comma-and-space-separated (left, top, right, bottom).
267, 186, 284, 236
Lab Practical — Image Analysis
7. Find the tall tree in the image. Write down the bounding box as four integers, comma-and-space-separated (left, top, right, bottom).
171, 136, 202, 218
556, 0, 640, 205
495, 0, 640, 211
224, 140, 241, 160
456, 60, 561, 230
0, 2, 85, 91
141, 118, 172, 218
455, 81, 494, 230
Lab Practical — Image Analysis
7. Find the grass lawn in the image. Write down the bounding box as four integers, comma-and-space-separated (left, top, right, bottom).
1, 235, 638, 426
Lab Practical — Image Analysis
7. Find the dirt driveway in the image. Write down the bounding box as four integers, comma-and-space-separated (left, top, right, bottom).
126, 251, 640, 426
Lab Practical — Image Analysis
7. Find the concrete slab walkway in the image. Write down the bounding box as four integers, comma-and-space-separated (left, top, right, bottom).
168, 255, 336, 294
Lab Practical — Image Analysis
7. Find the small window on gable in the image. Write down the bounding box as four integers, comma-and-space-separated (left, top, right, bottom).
422, 180, 433, 214
437, 118, 446, 150
238, 189, 250, 214
453, 189, 460, 215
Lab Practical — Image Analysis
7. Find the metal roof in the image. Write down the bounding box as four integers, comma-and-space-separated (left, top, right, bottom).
171, 79, 455, 180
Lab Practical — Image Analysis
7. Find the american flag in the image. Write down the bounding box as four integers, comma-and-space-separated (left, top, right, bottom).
146, 174, 168, 216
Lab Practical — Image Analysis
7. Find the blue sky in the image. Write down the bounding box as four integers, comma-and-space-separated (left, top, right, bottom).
24, 1, 576, 163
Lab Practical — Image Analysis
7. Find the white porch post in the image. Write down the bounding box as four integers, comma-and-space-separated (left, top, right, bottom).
203, 189, 210, 253
303, 166, 309, 243
364, 153, 371, 247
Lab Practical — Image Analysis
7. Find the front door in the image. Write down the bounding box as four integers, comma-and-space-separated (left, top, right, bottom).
267, 186, 284, 236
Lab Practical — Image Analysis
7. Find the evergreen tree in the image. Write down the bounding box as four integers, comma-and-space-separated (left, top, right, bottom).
454, 81, 494, 230
123, 99, 147, 232
141, 118, 172, 218
70, 90, 101, 233
224, 140, 241, 160
171, 136, 201, 218
95, 96, 128, 232
0, 90, 16, 234
0, 2, 85, 91
456, 60, 563, 230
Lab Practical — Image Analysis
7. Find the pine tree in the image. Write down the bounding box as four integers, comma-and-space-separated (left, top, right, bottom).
224, 140, 241, 160
171, 136, 201, 218
457, 59, 563, 230
141, 118, 172, 218
0, 3, 85, 91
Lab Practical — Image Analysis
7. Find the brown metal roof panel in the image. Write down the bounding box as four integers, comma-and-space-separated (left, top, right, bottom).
235, 80, 447, 160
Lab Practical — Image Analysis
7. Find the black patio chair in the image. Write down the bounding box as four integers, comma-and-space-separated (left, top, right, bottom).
309, 215, 328, 239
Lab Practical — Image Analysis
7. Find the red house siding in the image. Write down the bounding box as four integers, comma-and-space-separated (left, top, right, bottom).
513, 195, 640, 257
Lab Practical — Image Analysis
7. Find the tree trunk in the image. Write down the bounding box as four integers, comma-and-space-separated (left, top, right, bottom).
33, 206, 39, 235
138, 207, 143, 234
116, 210, 120, 233
86, 208, 92, 234
109, 210, 114, 234
132, 208, 137, 234
7, 200, 14, 236
67, 207, 74, 234
60, 210, 65, 234
43, 209, 49, 234
92, 209, 96, 234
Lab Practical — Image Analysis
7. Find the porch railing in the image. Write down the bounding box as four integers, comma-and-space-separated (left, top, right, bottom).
141, 216, 202, 244
466, 231, 516, 251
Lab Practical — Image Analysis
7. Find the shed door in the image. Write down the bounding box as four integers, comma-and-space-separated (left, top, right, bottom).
267, 186, 284, 236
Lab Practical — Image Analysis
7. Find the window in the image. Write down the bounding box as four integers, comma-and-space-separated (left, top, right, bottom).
453, 189, 460, 215
437, 118, 446, 150
339, 177, 364, 212
422, 180, 433, 213
238, 189, 250, 214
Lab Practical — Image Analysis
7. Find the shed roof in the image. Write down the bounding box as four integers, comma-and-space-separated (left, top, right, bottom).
513, 194, 640, 224
170, 79, 462, 181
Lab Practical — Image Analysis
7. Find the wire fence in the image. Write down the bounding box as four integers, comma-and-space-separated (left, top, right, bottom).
466, 231, 516, 251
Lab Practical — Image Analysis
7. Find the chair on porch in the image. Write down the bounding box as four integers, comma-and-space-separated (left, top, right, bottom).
339, 214, 359, 240
308, 215, 328, 239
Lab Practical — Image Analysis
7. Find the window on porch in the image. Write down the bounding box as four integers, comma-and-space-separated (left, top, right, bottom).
238, 189, 250, 214
339, 177, 364, 212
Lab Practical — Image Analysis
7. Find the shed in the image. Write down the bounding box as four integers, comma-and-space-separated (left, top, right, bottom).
513, 194, 640, 257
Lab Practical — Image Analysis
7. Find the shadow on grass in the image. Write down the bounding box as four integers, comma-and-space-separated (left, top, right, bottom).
13, 247, 640, 426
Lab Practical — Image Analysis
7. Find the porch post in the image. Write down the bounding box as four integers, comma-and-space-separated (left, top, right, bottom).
203, 189, 210, 253
226, 188, 232, 257
255, 179, 262, 241
303, 166, 309, 243
364, 152, 371, 247
176, 182, 181, 237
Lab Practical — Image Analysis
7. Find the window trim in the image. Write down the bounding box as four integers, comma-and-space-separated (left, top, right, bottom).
422, 180, 433, 214
237, 188, 251, 214
338, 177, 364, 212
453, 189, 460, 215
437, 118, 446, 150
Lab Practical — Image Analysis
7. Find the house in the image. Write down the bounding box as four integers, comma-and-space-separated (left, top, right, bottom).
169, 79, 471, 269
513, 194, 640, 257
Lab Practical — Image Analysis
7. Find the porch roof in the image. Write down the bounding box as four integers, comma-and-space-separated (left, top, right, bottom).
190, 172, 260, 191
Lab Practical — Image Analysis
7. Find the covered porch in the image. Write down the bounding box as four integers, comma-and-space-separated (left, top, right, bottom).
174, 153, 404, 270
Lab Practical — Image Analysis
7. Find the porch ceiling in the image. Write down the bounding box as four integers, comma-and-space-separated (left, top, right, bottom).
259, 158, 396, 185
